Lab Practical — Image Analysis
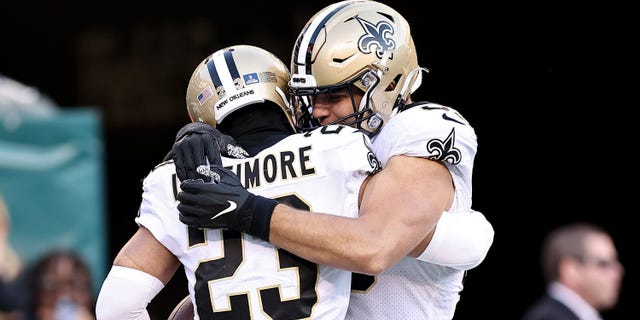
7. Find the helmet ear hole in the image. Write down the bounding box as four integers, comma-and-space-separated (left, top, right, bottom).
385, 75, 402, 91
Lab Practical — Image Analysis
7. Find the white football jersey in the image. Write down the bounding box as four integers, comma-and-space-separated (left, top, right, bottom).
136, 125, 379, 320
347, 102, 478, 320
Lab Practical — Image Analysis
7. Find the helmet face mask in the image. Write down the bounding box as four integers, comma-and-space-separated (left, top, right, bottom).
290, 70, 381, 133
289, 0, 423, 136
186, 45, 296, 131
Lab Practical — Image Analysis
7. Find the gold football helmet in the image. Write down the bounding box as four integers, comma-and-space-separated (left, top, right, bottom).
186, 44, 295, 131
289, 0, 426, 136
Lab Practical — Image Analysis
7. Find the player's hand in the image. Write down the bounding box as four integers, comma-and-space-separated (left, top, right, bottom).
164, 121, 249, 181
177, 166, 277, 242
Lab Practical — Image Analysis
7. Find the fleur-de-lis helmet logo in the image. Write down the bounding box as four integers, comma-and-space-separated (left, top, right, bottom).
355, 16, 396, 59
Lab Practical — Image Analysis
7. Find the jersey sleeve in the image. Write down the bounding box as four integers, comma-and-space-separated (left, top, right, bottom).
373, 102, 477, 168
372, 102, 477, 211
134, 162, 184, 256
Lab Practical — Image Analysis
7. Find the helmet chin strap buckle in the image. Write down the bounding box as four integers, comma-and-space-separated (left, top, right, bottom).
360, 71, 378, 88
367, 114, 383, 130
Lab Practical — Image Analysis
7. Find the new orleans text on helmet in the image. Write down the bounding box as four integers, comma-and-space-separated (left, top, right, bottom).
216, 89, 255, 110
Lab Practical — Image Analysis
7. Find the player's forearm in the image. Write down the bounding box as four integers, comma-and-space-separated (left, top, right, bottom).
112, 227, 180, 284
269, 204, 394, 274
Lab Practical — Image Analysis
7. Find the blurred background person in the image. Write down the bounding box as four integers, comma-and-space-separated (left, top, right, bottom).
0, 194, 27, 320
521, 222, 624, 320
0, 196, 22, 282
0, 72, 105, 318
25, 250, 95, 320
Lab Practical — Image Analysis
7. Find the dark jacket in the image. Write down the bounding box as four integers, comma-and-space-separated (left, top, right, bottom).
522, 294, 580, 320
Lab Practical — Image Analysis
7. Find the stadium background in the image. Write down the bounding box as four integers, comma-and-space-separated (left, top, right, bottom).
0, 1, 635, 318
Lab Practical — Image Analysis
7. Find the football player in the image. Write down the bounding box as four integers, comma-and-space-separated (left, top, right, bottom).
175, 1, 495, 319
95, 45, 380, 319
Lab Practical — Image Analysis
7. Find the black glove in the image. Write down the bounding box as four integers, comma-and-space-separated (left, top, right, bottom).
164, 122, 249, 181
177, 166, 278, 242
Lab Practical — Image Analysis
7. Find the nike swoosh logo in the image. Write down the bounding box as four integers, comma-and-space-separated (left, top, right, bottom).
211, 201, 237, 220
442, 113, 464, 125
